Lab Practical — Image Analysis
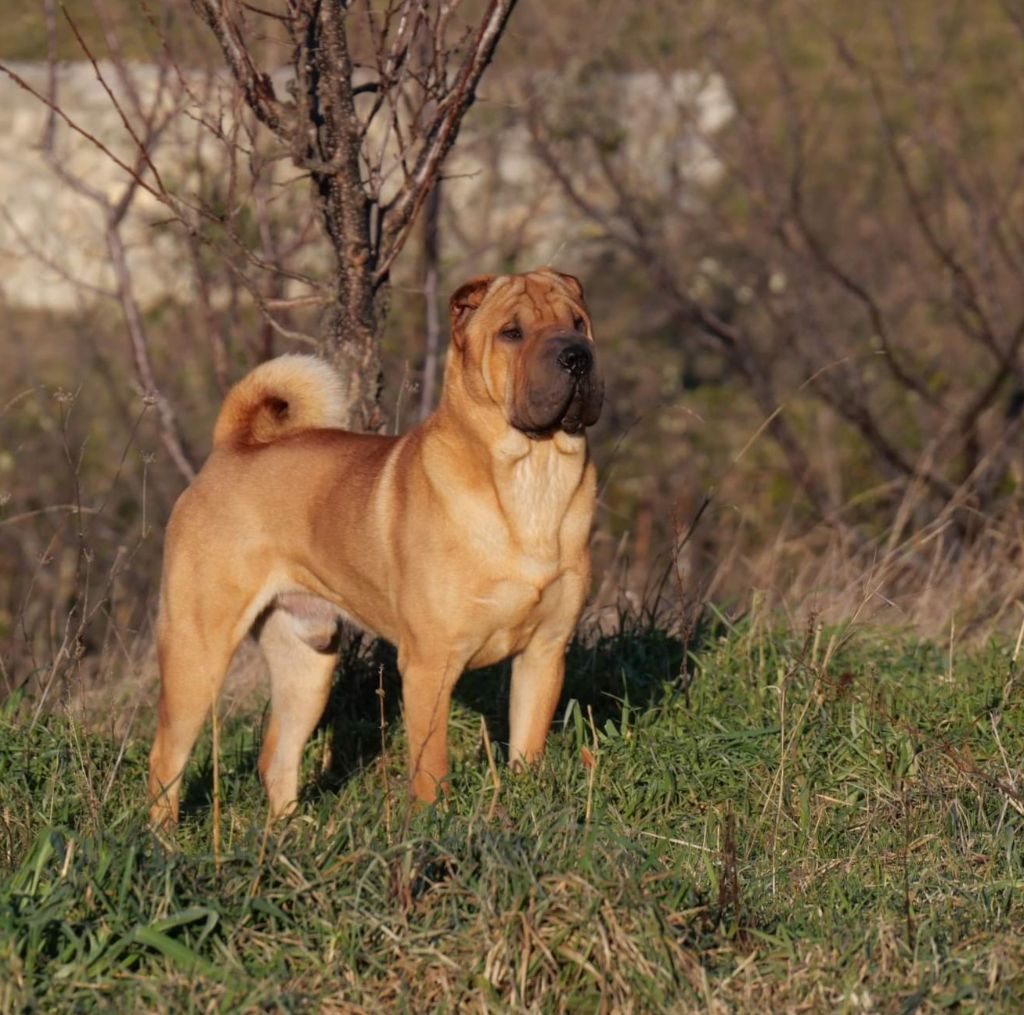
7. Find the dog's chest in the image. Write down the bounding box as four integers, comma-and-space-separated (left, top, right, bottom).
497, 445, 581, 549
464, 556, 569, 668
460, 448, 589, 666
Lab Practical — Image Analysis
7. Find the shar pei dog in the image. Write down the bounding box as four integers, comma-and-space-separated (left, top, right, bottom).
148, 268, 604, 826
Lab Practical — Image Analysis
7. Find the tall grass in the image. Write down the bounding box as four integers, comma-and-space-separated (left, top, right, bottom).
2, 619, 1022, 1011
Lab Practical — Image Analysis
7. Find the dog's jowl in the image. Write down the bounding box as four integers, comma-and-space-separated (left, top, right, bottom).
148, 268, 603, 825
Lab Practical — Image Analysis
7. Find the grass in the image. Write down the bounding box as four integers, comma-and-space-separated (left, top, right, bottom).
1, 618, 1023, 1012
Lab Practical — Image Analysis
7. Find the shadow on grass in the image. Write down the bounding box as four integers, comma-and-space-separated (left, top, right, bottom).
178, 611, 710, 816
306, 611, 705, 801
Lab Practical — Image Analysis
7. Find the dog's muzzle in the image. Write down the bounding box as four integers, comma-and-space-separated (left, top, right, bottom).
513, 332, 603, 437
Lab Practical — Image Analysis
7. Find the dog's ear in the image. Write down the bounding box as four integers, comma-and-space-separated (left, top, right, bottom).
449, 275, 495, 343
550, 270, 584, 301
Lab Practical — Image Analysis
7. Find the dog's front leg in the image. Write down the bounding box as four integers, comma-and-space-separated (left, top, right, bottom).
400, 654, 461, 802
508, 634, 569, 770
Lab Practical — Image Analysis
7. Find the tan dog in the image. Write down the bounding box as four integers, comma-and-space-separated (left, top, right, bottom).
148, 268, 603, 825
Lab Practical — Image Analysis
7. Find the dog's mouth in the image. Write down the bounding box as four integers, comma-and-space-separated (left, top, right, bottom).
514, 375, 603, 439
558, 382, 588, 435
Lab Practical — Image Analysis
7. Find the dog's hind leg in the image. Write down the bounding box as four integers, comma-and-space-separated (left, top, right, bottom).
148, 613, 238, 829
256, 607, 337, 817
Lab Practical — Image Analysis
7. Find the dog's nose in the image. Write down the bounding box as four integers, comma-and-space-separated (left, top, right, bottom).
557, 342, 592, 377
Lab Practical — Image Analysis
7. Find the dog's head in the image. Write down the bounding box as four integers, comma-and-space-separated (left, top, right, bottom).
446, 268, 604, 438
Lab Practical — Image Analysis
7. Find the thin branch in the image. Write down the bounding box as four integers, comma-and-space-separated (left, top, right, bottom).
190, 0, 291, 137
0, 62, 166, 206
106, 226, 197, 481
375, 0, 518, 283
62, 6, 171, 199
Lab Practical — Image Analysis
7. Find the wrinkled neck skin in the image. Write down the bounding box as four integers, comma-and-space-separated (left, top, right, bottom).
421, 351, 591, 551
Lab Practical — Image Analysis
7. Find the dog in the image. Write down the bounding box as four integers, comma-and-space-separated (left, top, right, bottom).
147, 268, 603, 825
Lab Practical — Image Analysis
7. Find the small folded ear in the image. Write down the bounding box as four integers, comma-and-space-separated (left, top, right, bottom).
548, 269, 584, 301
449, 275, 496, 343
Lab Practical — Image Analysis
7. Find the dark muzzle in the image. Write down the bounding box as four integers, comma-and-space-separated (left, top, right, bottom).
512, 332, 603, 437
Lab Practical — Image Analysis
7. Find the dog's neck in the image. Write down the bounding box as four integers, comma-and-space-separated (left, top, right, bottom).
426, 388, 591, 554
494, 431, 590, 553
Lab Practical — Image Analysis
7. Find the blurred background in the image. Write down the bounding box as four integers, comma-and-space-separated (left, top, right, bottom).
2, 0, 1024, 707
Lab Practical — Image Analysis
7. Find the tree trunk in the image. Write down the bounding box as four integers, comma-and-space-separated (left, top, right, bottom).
319, 285, 383, 432
302, 0, 383, 431
419, 181, 442, 422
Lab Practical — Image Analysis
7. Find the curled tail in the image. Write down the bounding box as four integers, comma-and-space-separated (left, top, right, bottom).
212, 354, 347, 449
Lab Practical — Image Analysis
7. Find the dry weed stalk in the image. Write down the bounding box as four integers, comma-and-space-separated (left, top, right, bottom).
377, 663, 393, 846
479, 714, 502, 824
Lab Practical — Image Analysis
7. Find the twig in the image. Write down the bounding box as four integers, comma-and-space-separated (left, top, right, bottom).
479, 715, 501, 823
377, 664, 393, 846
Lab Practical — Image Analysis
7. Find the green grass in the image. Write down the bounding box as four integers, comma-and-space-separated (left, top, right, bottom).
1, 620, 1023, 1012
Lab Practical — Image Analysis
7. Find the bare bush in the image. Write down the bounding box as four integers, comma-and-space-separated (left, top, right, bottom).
508, 0, 1024, 625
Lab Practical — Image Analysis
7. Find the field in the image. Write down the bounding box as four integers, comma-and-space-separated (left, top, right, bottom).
4, 0, 1024, 1010
2, 618, 1022, 1012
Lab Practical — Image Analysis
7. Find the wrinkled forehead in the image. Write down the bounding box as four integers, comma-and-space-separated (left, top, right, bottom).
480, 273, 584, 326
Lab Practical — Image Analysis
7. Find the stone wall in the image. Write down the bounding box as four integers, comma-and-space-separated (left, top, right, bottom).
0, 61, 731, 311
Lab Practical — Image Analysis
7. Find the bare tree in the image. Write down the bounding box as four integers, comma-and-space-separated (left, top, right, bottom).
23, 0, 199, 481
191, 0, 518, 429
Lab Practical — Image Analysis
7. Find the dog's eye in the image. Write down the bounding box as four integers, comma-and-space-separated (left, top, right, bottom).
573, 316, 586, 333
500, 325, 523, 342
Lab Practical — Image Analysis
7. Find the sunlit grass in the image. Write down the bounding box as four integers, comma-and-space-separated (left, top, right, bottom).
2, 620, 1022, 1011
